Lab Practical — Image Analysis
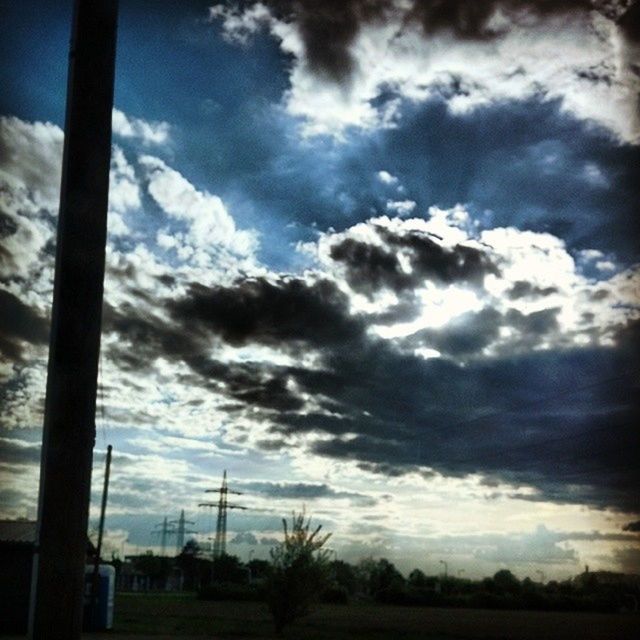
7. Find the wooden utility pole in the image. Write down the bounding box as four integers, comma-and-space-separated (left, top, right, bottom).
28, 1, 118, 638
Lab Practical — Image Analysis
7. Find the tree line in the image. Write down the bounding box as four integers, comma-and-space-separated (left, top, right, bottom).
112, 514, 639, 635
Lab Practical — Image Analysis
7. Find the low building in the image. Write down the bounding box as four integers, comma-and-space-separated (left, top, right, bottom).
0, 520, 36, 633
0, 520, 99, 633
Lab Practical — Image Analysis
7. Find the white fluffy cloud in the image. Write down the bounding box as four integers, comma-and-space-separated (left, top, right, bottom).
0, 116, 260, 430
213, 2, 640, 142
386, 199, 417, 216
311, 205, 640, 360
112, 108, 171, 145
108, 146, 142, 237
0, 117, 61, 309
140, 155, 258, 262
0, 116, 63, 208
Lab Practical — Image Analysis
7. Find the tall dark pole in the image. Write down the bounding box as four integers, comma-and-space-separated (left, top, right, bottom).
29, 2, 118, 639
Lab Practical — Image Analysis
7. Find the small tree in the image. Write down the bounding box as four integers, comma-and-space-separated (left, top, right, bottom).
493, 569, 521, 595
267, 511, 332, 635
408, 568, 429, 589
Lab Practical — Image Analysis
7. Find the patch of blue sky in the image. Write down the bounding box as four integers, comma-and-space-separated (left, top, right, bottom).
338, 96, 640, 262
0, 0, 72, 124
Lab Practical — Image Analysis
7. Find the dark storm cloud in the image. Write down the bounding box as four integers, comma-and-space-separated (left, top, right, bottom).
402, 306, 561, 359
232, 375, 306, 412
413, 0, 595, 36
312, 435, 406, 461
0, 289, 49, 361
0, 437, 41, 465
623, 520, 640, 532
507, 281, 558, 300
357, 461, 435, 479
613, 547, 640, 573
236, 480, 377, 505
102, 300, 202, 371
615, 0, 640, 41
104, 297, 308, 413
102, 276, 363, 413
410, 307, 503, 357
274, 411, 358, 435
250, 1, 614, 81
0, 487, 29, 510
184, 353, 309, 412
0, 210, 19, 240
555, 530, 639, 542
284, 0, 363, 81
169, 277, 363, 349
505, 307, 560, 336
329, 238, 409, 295
289, 1, 600, 78
329, 224, 498, 299
103, 273, 639, 514
293, 334, 639, 512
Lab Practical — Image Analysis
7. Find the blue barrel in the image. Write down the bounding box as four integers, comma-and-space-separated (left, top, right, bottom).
83, 564, 115, 630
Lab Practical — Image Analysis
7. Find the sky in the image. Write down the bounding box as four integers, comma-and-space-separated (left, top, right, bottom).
1, 0, 639, 580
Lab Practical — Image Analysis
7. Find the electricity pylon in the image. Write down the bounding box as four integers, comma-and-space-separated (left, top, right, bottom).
152, 516, 176, 556
199, 470, 247, 558
169, 510, 197, 554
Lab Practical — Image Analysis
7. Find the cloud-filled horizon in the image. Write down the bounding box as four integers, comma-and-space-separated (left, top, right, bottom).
1, 0, 638, 579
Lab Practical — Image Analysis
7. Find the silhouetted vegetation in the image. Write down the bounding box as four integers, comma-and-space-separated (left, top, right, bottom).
119, 542, 639, 617
266, 511, 332, 635
351, 565, 640, 614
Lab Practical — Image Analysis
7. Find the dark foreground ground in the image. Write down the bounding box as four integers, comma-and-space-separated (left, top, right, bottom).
6, 593, 640, 639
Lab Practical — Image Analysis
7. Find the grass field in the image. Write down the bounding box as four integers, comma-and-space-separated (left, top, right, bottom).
111, 592, 639, 639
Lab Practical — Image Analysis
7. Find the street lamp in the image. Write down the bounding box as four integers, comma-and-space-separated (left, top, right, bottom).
439, 560, 448, 578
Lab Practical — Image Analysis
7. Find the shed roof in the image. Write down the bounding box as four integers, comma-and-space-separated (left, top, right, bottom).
0, 520, 36, 544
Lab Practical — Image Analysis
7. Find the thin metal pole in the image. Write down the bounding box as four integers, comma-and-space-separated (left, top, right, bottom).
161, 517, 168, 556
89, 444, 112, 626
28, 1, 118, 638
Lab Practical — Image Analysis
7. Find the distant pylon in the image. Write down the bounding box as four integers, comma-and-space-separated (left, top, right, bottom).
199, 470, 247, 559
152, 516, 176, 556
169, 509, 196, 554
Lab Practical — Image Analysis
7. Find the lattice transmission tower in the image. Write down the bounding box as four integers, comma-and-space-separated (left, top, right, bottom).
151, 510, 197, 555
199, 470, 247, 558
151, 516, 175, 556
170, 509, 197, 554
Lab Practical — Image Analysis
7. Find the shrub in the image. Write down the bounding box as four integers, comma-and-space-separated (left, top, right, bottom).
266, 511, 332, 635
